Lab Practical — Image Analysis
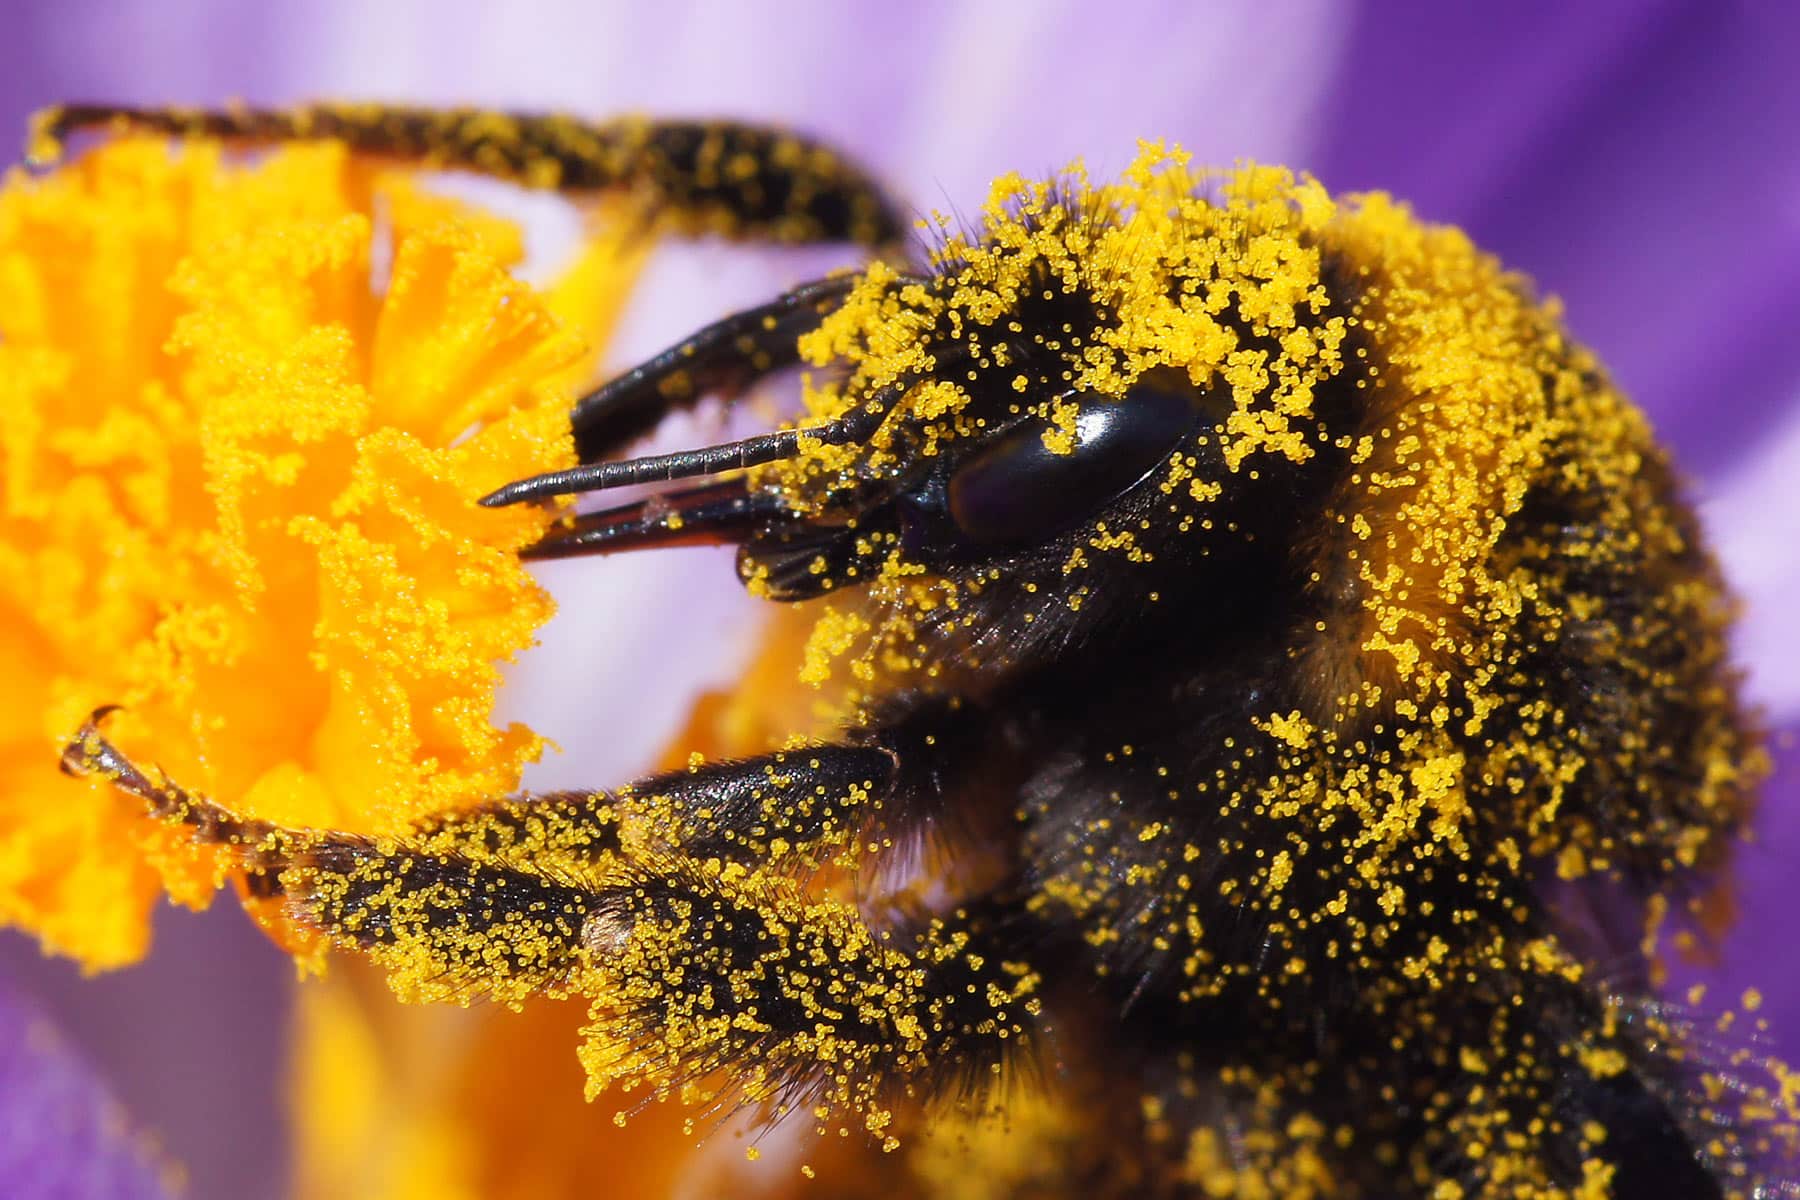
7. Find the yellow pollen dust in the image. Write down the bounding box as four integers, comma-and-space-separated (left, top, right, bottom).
0, 136, 638, 969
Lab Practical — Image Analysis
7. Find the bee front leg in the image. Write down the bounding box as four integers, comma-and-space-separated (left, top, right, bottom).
64, 714, 1040, 1138
63, 711, 900, 933
62, 714, 610, 1004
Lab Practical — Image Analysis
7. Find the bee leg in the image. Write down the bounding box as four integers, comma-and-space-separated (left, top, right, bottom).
65, 710, 920, 968
64, 711, 907, 896
564, 273, 866, 463
352, 743, 1049, 1127
408, 741, 905, 872
29, 103, 909, 250
30, 105, 926, 497
64, 714, 1042, 1132
62, 715, 608, 1003
60, 714, 603, 1004
577, 878, 1041, 1135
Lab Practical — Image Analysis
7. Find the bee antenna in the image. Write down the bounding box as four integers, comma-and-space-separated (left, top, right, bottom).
478, 384, 901, 508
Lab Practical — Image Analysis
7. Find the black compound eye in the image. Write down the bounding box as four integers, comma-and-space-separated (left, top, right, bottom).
946, 379, 1205, 545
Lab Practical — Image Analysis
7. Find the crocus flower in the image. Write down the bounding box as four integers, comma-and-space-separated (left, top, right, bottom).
1, 3, 1795, 1197
0, 981, 172, 1199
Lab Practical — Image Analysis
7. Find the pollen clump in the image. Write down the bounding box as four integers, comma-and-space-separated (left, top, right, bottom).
0, 137, 593, 969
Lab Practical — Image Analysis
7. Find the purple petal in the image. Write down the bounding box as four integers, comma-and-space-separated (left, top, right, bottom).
0, 979, 172, 1200
1703, 402, 1800, 723
1670, 719, 1800, 1069
1310, 3, 1800, 479
0, 906, 293, 1200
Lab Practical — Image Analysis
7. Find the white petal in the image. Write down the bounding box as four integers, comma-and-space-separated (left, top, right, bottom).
1701, 388, 1800, 724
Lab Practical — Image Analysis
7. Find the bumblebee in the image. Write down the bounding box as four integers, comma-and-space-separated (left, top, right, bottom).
41, 104, 1792, 1198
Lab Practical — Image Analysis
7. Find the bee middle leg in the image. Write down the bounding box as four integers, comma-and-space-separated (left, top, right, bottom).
30, 103, 909, 250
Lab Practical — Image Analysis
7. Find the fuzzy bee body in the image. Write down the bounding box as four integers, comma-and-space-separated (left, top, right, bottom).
45, 104, 1791, 1198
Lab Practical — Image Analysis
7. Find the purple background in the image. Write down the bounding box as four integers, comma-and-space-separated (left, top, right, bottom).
1, 3, 1795, 1197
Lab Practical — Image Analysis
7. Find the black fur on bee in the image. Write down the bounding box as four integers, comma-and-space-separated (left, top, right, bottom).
46, 105, 1792, 1198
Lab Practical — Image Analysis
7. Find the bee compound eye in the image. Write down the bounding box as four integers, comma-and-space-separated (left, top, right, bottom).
945, 381, 1202, 546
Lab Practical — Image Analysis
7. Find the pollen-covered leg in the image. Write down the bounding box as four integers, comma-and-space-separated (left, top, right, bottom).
61, 712, 604, 1005
67, 712, 915, 1005
29, 103, 908, 249
409, 742, 903, 871
577, 881, 1042, 1146
67, 713, 1040, 1141
279, 836, 604, 1006
60, 707, 278, 849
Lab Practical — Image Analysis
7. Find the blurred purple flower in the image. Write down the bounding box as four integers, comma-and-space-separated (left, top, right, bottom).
1, 1, 1795, 1195
0, 982, 171, 1200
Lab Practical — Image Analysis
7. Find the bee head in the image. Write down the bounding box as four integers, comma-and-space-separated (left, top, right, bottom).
486, 154, 1427, 698
729, 158, 1362, 687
